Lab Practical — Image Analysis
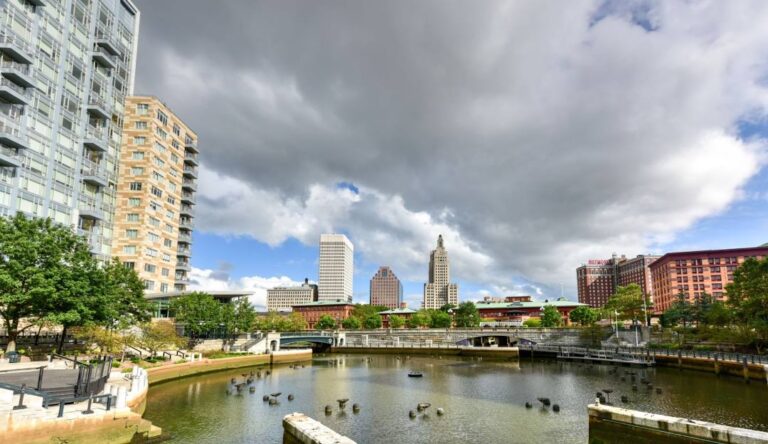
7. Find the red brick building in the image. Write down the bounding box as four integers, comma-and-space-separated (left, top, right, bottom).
292, 301, 355, 329
649, 246, 768, 313
475, 299, 586, 326
577, 254, 659, 308
379, 307, 417, 328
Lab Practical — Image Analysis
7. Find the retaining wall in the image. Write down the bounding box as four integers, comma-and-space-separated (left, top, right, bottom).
588, 403, 768, 444
283, 412, 356, 444
332, 346, 519, 359
653, 354, 768, 383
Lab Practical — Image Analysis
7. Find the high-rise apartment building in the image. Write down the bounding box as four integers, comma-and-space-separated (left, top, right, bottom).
111, 96, 198, 293
318, 233, 353, 302
649, 246, 768, 313
370, 266, 402, 309
576, 254, 659, 308
423, 234, 458, 309
0, 0, 139, 259
267, 278, 318, 312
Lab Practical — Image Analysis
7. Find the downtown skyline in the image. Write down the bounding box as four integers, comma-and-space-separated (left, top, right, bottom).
130, 0, 768, 310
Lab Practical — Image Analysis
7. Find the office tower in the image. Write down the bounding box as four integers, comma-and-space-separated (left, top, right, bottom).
423, 234, 458, 309
318, 233, 353, 302
0, 0, 140, 259
650, 246, 768, 312
111, 96, 198, 293
267, 278, 318, 312
576, 254, 659, 308
370, 266, 403, 309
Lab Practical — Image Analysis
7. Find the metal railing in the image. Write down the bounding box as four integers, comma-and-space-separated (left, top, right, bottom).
0, 77, 30, 97
0, 32, 34, 56
87, 95, 110, 112
0, 60, 31, 75
85, 125, 106, 140
184, 152, 198, 162
0, 145, 20, 159
183, 166, 197, 176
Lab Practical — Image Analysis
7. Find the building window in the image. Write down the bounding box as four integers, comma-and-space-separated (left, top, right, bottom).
127, 213, 139, 222
125, 229, 138, 239
132, 151, 145, 160
157, 110, 168, 125
146, 248, 158, 257
123, 245, 136, 254
166, 196, 175, 205
134, 136, 146, 145
161, 268, 170, 277
163, 239, 172, 248
128, 198, 141, 207
144, 263, 156, 273
160, 283, 169, 293
151, 186, 163, 198
129, 182, 142, 191
135, 121, 147, 130
131, 167, 145, 175
137, 103, 149, 115
123, 261, 135, 269
144, 280, 155, 290
172, 124, 181, 136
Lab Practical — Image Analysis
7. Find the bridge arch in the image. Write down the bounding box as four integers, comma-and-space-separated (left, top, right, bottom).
456, 335, 524, 347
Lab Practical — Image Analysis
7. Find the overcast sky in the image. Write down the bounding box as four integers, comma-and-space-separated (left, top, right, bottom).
133, 0, 768, 308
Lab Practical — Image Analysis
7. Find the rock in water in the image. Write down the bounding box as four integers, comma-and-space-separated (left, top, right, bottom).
409, 410, 416, 419
287, 394, 294, 401
436, 408, 445, 416
552, 404, 560, 412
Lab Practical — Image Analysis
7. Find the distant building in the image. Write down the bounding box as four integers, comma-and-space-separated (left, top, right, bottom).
266, 278, 318, 312
475, 298, 585, 326
370, 266, 403, 309
423, 235, 459, 309
380, 307, 417, 328
576, 254, 659, 308
481, 295, 532, 303
650, 246, 768, 313
292, 300, 355, 329
318, 234, 354, 302
145, 290, 252, 320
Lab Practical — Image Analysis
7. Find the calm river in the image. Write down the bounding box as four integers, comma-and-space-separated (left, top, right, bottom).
143, 353, 768, 443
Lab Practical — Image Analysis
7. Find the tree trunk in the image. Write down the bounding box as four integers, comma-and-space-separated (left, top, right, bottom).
57, 325, 68, 354
6, 328, 17, 353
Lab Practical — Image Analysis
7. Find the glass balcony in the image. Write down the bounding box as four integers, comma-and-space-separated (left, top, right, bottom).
79, 206, 104, 221
175, 260, 191, 271
177, 246, 192, 258
177, 232, 192, 244
84, 125, 108, 152
86, 95, 111, 120
0, 113, 28, 150
184, 139, 198, 153
0, 33, 34, 64
95, 35, 120, 57
180, 204, 194, 217
0, 146, 21, 168
81, 167, 108, 188
181, 191, 195, 205
182, 178, 197, 191
0, 60, 34, 87
179, 218, 193, 230
92, 46, 116, 70
0, 77, 31, 105
183, 165, 197, 178
183, 151, 198, 166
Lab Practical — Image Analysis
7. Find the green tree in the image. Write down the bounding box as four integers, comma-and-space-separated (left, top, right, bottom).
98, 258, 151, 329
389, 315, 405, 329
727, 257, 768, 352
661, 292, 694, 328
523, 318, 541, 328
704, 301, 732, 326
439, 303, 456, 312
569, 305, 599, 326
429, 310, 452, 328
223, 298, 256, 336
342, 316, 361, 329
540, 305, 563, 327
135, 320, 184, 358
406, 310, 431, 328
605, 284, 649, 324
315, 315, 337, 330
351, 304, 388, 319
169, 292, 222, 339
362, 313, 382, 329
454, 301, 480, 328
0, 214, 105, 352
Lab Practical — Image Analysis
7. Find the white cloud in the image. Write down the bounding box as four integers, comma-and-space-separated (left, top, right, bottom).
188, 267, 304, 309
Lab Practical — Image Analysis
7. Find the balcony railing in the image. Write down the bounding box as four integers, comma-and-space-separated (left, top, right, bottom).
0, 32, 34, 63
179, 218, 193, 229
0, 145, 21, 167
0, 77, 31, 104
183, 165, 197, 176
184, 151, 198, 165
176, 260, 191, 269
0, 60, 32, 79
177, 232, 192, 243
92, 46, 117, 68
182, 179, 197, 190
181, 192, 196, 204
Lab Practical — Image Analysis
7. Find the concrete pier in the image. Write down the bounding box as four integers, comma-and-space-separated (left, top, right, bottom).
588, 403, 768, 444
283, 412, 356, 444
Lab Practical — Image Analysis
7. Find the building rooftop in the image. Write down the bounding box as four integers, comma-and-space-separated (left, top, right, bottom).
144, 290, 252, 301
475, 299, 586, 309
379, 308, 417, 315
292, 300, 355, 307
650, 245, 768, 267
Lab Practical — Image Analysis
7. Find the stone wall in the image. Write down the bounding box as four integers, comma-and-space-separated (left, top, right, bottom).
342, 328, 589, 347
283, 412, 356, 444
334, 346, 519, 359
588, 403, 768, 444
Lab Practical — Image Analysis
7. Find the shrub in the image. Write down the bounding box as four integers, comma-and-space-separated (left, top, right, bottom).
523, 318, 541, 328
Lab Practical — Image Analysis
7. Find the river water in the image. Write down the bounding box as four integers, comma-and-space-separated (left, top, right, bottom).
143, 353, 768, 443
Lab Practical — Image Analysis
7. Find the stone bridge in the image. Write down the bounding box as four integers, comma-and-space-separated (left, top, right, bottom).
337, 328, 596, 348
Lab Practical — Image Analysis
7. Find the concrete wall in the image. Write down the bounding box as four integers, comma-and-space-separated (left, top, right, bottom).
654, 354, 768, 383
283, 412, 356, 444
341, 328, 591, 347
333, 346, 519, 359
588, 403, 768, 444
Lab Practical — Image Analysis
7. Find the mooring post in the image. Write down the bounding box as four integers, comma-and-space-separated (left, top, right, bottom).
743, 357, 750, 383
13, 384, 27, 410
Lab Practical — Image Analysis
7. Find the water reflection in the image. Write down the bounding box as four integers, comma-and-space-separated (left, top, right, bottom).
143, 354, 768, 444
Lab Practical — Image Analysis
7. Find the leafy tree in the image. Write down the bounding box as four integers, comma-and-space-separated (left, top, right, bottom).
429, 310, 452, 328
220, 298, 256, 337
704, 301, 732, 326
0, 214, 103, 352
661, 292, 694, 328
605, 284, 649, 324
439, 303, 456, 312
540, 305, 563, 327
569, 305, 599, 326
169, 292, 222, 338
523, 318, 541, 328
98, 258, 151, 329
315, 315, 337, 330
254, 311, 307, 332
342, 316, 361, 330
351, 304, 388, 320
362, 313, 382, 329
389, 315, 405, 329
406, 310, 431, 328
135, 321, 184, 358
727, 257, 768, 352
454, 301, 480, 328
287, 312, 308, 331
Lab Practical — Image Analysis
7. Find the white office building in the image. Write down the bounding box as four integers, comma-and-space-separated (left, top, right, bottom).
423, 234, 459, 309
318, 233, 353, 302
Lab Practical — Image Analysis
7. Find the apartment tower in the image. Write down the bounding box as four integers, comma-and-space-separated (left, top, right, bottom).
0, 0, 139, 258
649, 246, 768, 313
423, 234, 458, 309
370, 266, 403, 309
318, 233, 353, 302
112, 96, 198, 293
576, 254, 659, 308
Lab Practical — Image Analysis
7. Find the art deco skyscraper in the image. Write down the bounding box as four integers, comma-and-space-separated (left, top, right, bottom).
423, 234, 458, 309
370, 266, 402, 309
318, 233, 353, 302
111, 96, 198, 293
0, 0, 140, 258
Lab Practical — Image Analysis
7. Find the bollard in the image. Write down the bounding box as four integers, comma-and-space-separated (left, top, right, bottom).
37, 367, 45, 390
58, 402, 66, 417
743, 357, 750, 383
83, 396, 94, 415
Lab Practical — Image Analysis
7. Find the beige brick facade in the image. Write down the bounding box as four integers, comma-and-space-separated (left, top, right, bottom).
111, 96, 198, 293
